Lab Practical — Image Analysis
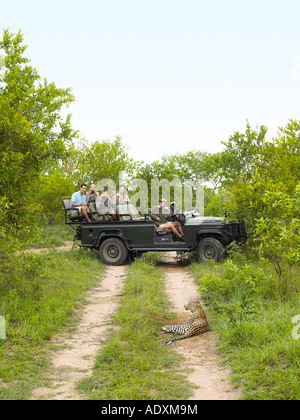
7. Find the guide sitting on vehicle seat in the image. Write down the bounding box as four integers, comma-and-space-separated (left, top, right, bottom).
149, 199, 185, 241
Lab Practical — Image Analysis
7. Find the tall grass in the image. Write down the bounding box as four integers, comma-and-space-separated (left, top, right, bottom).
191, 258, 300, 400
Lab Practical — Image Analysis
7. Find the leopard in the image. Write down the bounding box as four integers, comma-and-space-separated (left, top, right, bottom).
162, 299, 208, 345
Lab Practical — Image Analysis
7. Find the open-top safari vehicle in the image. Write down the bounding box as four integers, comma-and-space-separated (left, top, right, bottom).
62, 198, 246, 265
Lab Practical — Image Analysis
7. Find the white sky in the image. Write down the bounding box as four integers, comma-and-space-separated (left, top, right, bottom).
1, 0, 300, 163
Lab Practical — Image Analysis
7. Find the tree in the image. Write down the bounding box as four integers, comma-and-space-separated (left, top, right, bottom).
68, 136, 134, 188
0, 29, 77, 205
218, 120, 300, 229
135, 151, 224, 212
219, 121, 268, 184
38, 168, 77, 224
258, 119, 300, 194
254, 187, 300, 295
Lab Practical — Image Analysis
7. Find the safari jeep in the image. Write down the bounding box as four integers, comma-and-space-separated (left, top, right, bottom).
62, 198, 246, 265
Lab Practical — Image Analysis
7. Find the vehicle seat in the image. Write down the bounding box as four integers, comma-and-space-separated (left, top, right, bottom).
88, 201, 111, 221
154, 225, 172, 235
117, 203, 143, 221
62, 197, 83, 221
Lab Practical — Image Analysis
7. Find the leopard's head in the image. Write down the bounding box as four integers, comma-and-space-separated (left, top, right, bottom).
184, 300, 201, 313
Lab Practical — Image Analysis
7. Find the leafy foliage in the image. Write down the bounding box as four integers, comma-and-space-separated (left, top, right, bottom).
0, 29, 76, 203
67, 136, 134, 187
197, 260, 274, 326
192, 260, 300, 400
254, 187, 300, 294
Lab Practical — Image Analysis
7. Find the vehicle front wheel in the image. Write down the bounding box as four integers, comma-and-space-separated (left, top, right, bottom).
196, 238, 224, 263
99, 238, 128, 266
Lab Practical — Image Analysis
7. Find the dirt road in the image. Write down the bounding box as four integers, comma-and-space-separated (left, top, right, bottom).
31, 264, 126, 400
160, 253, 241, 400
31, 246, 241, 400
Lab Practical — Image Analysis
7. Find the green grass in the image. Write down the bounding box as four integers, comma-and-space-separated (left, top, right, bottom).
77, 253, 195, 400
0, 248, 104, 400
0, 249, 195, 400
3, 220, 299, 400
28, 222, 74, 249
191, 259, 300, 400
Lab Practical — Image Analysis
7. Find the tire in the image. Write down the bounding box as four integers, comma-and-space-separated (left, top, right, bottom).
196, 238, 224, 263
99, 238, 128, 266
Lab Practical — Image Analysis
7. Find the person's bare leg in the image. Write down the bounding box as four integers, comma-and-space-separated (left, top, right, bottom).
110, 211, 117, 221
81, 206, 91, 222
162, 223, 181, 238
172, 221, 184, 236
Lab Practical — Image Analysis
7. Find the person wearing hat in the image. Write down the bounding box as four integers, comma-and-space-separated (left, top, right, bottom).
170, 201, 178, 215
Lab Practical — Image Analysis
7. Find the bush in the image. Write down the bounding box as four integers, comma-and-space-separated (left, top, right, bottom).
38, 169, 76, 224
197, 260, 276, 326
192, 259, 300, 399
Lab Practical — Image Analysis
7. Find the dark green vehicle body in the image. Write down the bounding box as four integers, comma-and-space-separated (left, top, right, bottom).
63, 198, 246, 265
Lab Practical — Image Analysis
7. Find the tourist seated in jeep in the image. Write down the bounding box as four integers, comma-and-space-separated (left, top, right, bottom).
86, 183, 99, 209
70, 183, 92, 223
113, 185, 130, 205
96, 188, 117, 221
149, 199, 185, 241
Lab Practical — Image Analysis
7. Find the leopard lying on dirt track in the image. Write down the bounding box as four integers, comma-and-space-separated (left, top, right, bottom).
162, 300, 209, 345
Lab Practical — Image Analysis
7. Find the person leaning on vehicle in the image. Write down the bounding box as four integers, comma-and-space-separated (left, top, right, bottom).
70, 183, 92, 222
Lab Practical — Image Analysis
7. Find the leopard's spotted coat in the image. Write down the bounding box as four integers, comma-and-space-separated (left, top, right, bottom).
162, 300, 208, 345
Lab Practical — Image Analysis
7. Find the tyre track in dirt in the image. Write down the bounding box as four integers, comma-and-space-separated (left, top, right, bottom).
16, 241, 75, 255
160, 252, 242, 400
31, 264, 126, 400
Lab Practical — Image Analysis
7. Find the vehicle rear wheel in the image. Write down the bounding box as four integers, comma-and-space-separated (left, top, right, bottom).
196, 238, 224, 263
99, 238, 128, 266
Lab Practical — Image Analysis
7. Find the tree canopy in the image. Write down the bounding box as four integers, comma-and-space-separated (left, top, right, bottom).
0, 29, 76, 203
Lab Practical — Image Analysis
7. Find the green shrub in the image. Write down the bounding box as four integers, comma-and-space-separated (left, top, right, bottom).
197, 260, 275, 326
192, 259, 300, 399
